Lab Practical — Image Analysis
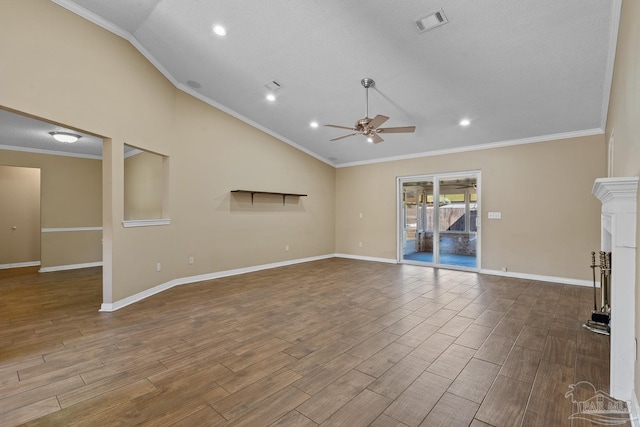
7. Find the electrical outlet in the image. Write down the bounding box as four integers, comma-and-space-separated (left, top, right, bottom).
488, 212, 502, 219
285, 245, 290, 252
501, 266, 508, 272
359, 241, 363, 248
188, 256, 194, 265
359, 213, 363, 219
156, 262, 161, 272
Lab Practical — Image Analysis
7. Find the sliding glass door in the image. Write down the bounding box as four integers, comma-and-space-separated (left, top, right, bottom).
399, 172, 480, 270
437, 177, 478, 268
401, 181, 434, 263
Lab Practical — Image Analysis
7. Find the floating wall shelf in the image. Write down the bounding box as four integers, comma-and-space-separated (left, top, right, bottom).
231, 190, 307, 205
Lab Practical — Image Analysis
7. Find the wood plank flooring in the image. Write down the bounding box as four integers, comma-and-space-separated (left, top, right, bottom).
0, 258, 629, 426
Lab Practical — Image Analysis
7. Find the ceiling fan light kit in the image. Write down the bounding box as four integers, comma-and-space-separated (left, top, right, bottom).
324, 78, 415, 144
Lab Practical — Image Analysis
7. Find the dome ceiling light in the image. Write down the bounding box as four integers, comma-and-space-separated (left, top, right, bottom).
49, 131, 81, 143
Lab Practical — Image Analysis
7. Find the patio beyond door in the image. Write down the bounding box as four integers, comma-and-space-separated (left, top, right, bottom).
399, 172, 479, 270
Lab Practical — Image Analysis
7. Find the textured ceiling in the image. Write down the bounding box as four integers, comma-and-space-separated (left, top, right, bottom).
2, 1, 620, 166
0, 109, 104, 158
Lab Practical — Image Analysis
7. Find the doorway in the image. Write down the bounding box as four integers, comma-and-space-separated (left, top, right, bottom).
398, 171, 480, 270
0, 107, 103, 276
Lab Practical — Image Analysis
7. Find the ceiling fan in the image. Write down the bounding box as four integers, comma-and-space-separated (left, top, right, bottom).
325, 78, 416, 144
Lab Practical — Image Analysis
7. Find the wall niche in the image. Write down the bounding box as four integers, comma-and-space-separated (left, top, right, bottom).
123, 145, 169, 226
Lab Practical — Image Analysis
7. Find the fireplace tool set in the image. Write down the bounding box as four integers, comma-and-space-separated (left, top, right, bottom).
583, 251, 611, 335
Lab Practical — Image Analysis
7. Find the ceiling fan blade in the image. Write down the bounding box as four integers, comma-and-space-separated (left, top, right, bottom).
370, 133, 384, 144
330, 133, 359, 141
367, 115, 389, 129
377, 126, 416, 134
325, 124, 356, 131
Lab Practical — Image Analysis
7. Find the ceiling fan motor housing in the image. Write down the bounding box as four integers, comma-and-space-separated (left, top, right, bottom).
357, 118, 372, 129
361, 78, 375, 89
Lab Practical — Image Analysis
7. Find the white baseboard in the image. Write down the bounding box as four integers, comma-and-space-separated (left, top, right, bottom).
334, 253, 397, 264
480, 268, 595, 287
39, 261, 103, 273
0, 261, 40, 270
332, 254, 593, 286
99, 254, 334, 312
98, 254, 596, 312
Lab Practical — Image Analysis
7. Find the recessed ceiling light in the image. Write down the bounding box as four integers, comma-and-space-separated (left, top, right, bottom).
459, 118, 471, 126
266, 94, 276, 102
212, 25, 227, 36
49, 131, 81, 143
310, 121, 319, 128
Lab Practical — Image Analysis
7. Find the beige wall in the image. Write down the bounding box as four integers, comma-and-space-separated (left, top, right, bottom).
41, 230, 102, 266
124, 150, 164, 220
0, 0, 335, 303
336, 135, 606, 281
605, 0, 640, 401
110, 90, 336, 301
0, 165, 40, 265
0, 0, 608, 308
169, 91, 335, 272
0, 150, 102, 268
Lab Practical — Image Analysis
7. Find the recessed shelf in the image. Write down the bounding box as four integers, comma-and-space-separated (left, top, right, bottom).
231, 190, 307, 205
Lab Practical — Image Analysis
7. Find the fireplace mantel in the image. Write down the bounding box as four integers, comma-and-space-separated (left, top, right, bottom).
592, 176, 638, 401
593, 177, 639, 211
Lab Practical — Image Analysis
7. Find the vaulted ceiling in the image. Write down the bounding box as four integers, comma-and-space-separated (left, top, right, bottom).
2, 1, 621, 166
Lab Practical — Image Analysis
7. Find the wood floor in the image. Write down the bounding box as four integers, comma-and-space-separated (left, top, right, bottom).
0, 258, 628, 426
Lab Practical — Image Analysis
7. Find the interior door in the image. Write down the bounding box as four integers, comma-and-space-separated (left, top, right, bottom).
0, 165, 41, 267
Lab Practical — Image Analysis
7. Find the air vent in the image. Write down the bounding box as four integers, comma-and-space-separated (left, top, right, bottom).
264, 80, 282, 91
414, 9, 448, 33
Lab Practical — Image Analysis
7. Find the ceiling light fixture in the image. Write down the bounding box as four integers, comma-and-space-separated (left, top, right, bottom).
212, 25, 227, 36
310, 121, 319, 128
459, 119, 471, 126
266, 94, 276, 102
49, 131, 81, 143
